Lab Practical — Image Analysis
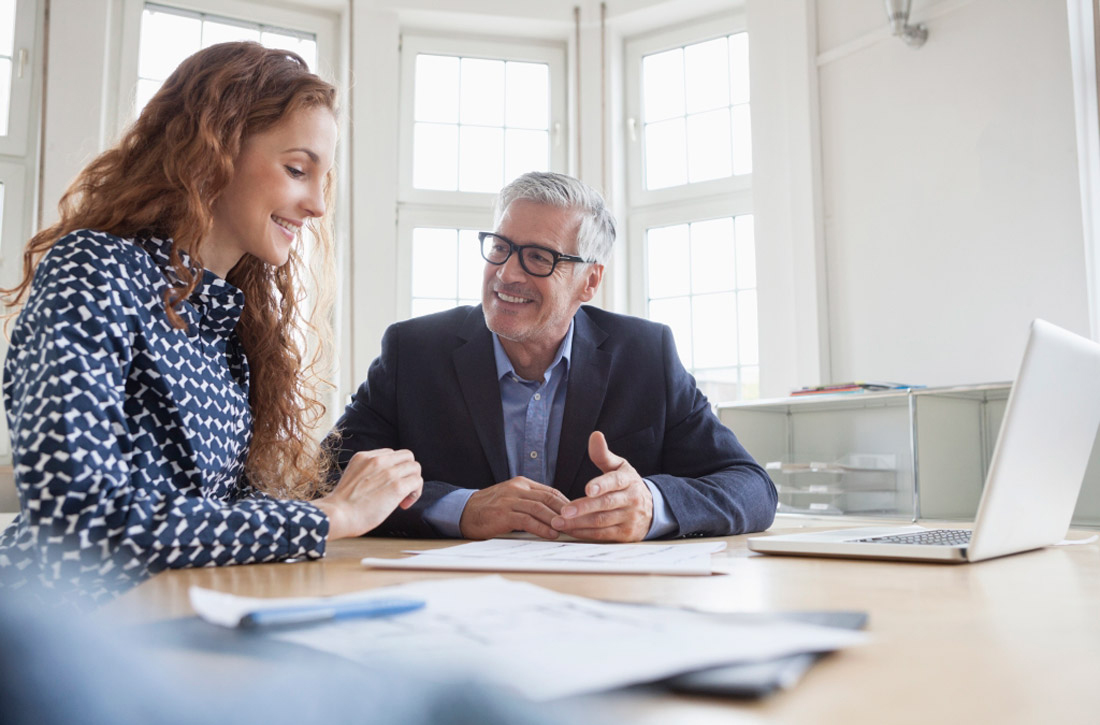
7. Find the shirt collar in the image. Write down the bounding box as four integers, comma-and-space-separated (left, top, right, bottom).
138, 235, 245, 335
493, 319, 574, 384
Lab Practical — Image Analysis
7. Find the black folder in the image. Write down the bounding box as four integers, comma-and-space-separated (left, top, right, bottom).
659, 611, 869, 699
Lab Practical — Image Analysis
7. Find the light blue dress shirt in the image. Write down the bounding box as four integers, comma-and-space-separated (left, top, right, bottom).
424, 321, 676, 539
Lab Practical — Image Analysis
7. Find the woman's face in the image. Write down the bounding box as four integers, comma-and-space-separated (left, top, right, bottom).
206, 105, 337, 276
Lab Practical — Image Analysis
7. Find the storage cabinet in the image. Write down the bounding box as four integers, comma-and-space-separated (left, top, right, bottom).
718, 385, 1012, 521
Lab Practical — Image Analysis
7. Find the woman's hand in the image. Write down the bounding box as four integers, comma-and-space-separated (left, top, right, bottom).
313, 449, 423, 540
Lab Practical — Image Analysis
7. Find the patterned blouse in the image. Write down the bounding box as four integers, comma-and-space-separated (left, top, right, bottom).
0, 230, 328, 605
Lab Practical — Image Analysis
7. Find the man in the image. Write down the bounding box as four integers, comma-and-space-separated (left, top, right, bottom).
331, 172, 776, 541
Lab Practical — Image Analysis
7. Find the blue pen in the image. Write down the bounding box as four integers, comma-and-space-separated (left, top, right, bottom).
239, 597, 425, 629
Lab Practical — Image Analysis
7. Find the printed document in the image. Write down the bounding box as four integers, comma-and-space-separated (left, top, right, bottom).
190, 576, 865, 700
361, 538, 726, 575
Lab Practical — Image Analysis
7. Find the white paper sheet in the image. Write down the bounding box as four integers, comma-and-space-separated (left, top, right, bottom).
189, 576, 865, 701
188, 586, 415, 628
361, 538, 727, 575
1052, 534, 1099, 546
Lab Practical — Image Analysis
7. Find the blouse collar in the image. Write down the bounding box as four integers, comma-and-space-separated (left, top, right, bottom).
138, 235, 245, 337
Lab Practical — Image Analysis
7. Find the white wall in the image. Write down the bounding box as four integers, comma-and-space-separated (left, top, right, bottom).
815, 0, 1090, 386
38, 0, 120, 228
747, 0, 831, 398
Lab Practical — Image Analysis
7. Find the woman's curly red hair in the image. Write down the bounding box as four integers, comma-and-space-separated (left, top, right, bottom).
2, 42, 339, 500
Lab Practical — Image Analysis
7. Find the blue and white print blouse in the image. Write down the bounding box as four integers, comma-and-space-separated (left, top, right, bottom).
0, 230, 328, 605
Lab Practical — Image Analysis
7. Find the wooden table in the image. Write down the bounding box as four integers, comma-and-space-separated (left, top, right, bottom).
103, 524, 1100, 725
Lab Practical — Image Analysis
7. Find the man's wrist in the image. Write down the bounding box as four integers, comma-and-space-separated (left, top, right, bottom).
424, 488, 476, 538
642, 479, 677, 539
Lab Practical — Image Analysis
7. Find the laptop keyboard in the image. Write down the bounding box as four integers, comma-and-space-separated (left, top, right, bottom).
853, 529, 972, 546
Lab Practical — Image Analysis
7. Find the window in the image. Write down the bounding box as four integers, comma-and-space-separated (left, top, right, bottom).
395, 207, 497, 321
641, 32, 750, 190
645, 216, 758, 401
412, 54, 551, 193
0, 0, 41, 462
0, 0, 14, 137
136, 4, 318, 116
626, 15, 757, 402
397, 35, 566, 320
0, 0, 37, 272
0, 0, 35, 156
410, 227, 482, 317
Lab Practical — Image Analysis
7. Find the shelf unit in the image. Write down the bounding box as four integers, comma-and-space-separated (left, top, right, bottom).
718, 384, 1013, 522
719, 383, 1100, 527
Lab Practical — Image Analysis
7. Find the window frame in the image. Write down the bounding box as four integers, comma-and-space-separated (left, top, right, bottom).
397, 32, 568, 209
623, 13, 749, 210
0, 0, 37, 156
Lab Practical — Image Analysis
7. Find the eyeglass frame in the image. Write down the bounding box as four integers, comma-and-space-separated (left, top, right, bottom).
477, 231, 591, 278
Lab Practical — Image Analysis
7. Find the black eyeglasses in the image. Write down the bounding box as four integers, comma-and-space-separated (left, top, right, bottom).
478, 232, 589, 278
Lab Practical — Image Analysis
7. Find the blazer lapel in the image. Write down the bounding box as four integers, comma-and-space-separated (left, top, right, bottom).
452, 307, 511, 485
553, 308, 611, 499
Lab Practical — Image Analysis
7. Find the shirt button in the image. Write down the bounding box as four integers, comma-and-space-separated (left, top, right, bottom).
533, 393, 541, 401
530, 451, 538, 459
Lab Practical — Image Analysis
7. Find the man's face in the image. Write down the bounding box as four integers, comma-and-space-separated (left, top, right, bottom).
482, 200, 603, 349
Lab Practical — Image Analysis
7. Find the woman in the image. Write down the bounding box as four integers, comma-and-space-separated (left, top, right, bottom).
0, 42, 421, 604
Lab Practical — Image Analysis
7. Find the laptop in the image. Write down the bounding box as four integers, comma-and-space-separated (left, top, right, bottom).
748, 319, 1100, 563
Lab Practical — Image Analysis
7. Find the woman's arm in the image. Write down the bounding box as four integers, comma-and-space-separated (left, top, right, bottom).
4, 234, 326, 595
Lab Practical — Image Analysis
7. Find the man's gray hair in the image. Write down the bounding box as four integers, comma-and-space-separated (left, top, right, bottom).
493, 172, 617, 265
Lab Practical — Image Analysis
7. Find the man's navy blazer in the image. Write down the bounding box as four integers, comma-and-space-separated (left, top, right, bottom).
330, 305, 777, 538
